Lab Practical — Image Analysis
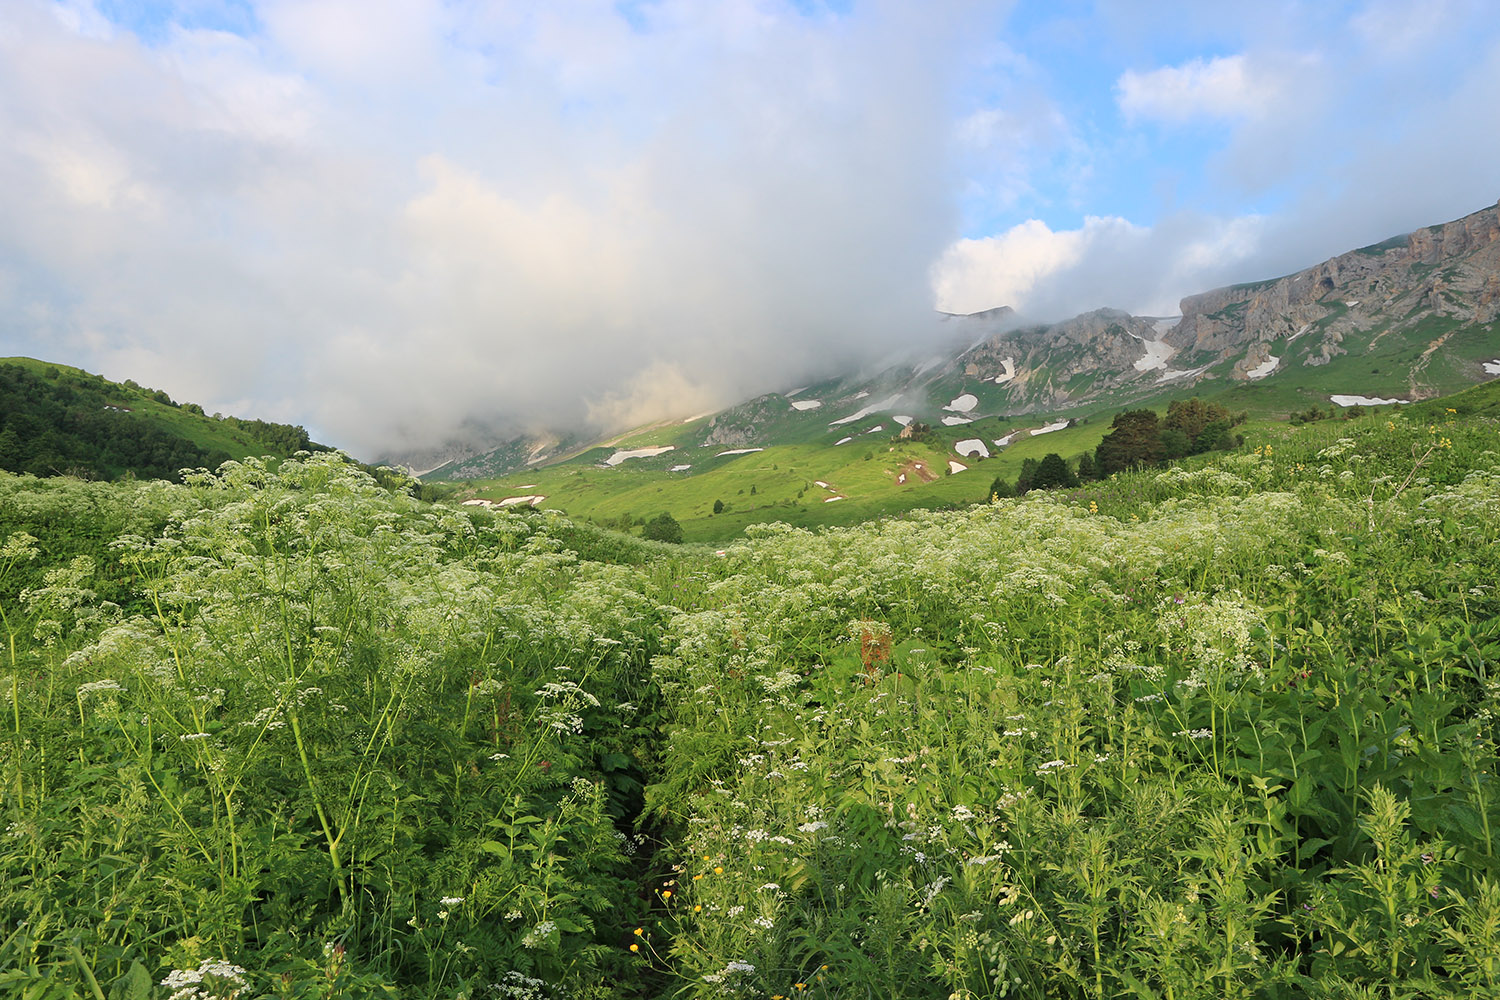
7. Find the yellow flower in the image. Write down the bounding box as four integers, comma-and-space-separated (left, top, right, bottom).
633, 927, 643, 936
796, 984, 806, 991
661, 890, 672, 899
694, 905, 702, 913
714, 866, 724, 874
693, 874, 702, 881
629, 943, 639, 953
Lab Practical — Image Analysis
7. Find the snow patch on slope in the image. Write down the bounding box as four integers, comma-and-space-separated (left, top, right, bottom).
1246, 356, 1280, 379
954, 439, 989, 458
791, 399, 823, 411
1134, 340, 1175, 372
944, 393, 979, 412
830, 395, 902, 426
605, 446, 674, 466
1329, 394, 1409, 406
1158, 363, 1213, 383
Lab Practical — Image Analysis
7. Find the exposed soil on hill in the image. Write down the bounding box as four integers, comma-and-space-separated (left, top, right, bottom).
894, 460, 938, 485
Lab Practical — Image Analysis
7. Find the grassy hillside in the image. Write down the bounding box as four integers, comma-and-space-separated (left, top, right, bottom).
2, 388, 1498, 997
0, 357, 317, 481
457, 361, 1500, 544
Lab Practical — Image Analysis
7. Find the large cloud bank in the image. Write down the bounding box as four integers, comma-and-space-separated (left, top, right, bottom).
0, 0, 969, 457
4, 1, 1499, 459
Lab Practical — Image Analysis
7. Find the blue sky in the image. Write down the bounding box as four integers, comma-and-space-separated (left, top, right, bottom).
2, 0, 1498, 456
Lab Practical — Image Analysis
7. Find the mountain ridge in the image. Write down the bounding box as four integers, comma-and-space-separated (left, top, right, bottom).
422, 199, 1498, 481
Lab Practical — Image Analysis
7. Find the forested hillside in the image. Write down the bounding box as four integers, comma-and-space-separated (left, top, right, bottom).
1, 383, 1498, 998
0, 360, 315, 481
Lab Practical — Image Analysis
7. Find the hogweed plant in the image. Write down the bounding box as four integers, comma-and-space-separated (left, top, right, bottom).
0, 405, 1496, 995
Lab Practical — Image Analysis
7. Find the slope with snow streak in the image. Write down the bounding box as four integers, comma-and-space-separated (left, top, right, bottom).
830, 395, 902, 427
604, 446, 675, 466
944, 393, 979, 412
1330, 394, 1409, 406
1246, 357, 1280, 379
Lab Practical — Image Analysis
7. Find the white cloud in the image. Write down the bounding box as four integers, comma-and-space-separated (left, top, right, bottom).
1117, 54, 1282, 123
0, 0, 967, 458
931, 211, 1267, 320
932, 218, 1096, 315
1351, 0, 1465, 56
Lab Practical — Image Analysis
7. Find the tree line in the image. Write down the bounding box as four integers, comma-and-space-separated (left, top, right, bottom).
989, 397, 1244, 499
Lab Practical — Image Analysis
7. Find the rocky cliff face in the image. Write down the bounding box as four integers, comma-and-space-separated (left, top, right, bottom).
1169, 200, 1500, 384
939, 308, 1174, 414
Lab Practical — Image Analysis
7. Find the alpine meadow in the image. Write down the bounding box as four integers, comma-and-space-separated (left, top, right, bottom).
3, 383, 1500, 998
8, 3, 1500, 997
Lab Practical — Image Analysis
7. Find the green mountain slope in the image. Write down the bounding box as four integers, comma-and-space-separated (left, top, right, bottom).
0, 357, 318, 481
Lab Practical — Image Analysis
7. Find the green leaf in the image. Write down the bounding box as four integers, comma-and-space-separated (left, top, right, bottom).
107, 962, 151, 1000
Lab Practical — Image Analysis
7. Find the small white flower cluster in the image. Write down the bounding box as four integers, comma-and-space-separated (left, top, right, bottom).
239, 704, 285, 731
492, 970, 555, 999
77, 678, 126, 698
472, 678, 505, 698
160, 958, 248, 1000
521, 920, 557, 948
1174, 728, 1214, 740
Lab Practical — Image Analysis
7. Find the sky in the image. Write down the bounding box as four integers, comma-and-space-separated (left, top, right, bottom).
2, 0, 1498, 459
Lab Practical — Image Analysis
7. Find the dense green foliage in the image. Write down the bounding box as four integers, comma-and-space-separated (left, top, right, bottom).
642, 512, 685, 544
1095, 399, 1240, 476
0, 362, 318, 482
0, 364, 232, 480
3, 398, 1500, 998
